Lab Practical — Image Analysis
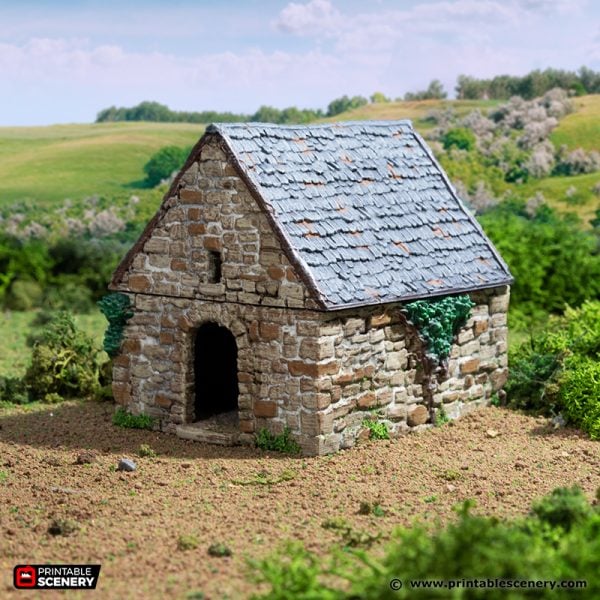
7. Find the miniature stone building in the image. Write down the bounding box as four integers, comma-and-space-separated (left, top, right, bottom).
109, 120, 512, 455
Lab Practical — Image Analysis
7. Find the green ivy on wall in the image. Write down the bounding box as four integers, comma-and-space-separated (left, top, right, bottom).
97, 293, 134, 357
404, 295, 475, 361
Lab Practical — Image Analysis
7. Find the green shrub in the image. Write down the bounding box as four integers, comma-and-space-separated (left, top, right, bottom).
177, 534, 199, 551
5, 279, 43, 311
24, 311, 102, 401
138, 443, 157, 458
442, 127, 476, 152
479, 201, 600, 317
143, 145, 190, 187
0, 375, 30, 405
207, 542, 232, 557
530, 486, 593, 531
362, 419, 390, 440
112, 408, 155, 430
255, 427, 301, 455
506, 301, 600, 438
558, 356, 600, 440
249, 487, 600, 599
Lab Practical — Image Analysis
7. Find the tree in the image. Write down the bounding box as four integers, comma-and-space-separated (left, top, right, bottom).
370, 91, 390, 103
404, 79, 447, 101
326, 95, 368, 117
143, 146, 190, 187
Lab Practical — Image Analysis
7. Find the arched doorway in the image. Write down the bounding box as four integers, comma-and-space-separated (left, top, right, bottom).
194, 322, 239, 421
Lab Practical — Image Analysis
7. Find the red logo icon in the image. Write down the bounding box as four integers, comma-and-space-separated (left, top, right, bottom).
15, 565, 37, 588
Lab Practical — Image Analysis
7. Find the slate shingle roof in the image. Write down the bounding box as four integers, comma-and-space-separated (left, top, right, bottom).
208, 121, 512, 309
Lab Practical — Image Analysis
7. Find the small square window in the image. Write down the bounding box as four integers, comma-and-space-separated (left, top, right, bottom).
207, 250, 222, 283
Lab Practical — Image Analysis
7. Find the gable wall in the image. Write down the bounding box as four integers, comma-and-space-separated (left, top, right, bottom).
114, 138, 318, 310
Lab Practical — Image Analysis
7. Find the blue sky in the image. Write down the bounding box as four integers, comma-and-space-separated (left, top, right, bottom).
0, 0, 598, 125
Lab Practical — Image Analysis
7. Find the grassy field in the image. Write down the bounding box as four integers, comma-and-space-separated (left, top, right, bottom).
551, 94, 600, 151
322, 98, 502, 128
0, 310, 106, 377
0, 122, 204, 206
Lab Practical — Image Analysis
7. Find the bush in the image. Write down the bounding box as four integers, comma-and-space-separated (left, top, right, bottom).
255, 427, 301, 454
143, 145, 190, 187
5, 279, 43, 311
559, 356, 600, 440
479, 201, 600, 316
24, 312, 102, 402
0, 375, 30, 405
506, 301, 600, 438
362, 419, 390, 440
442, 128, 476, 152
112, 408, 155, 430
249, 487, 600, 599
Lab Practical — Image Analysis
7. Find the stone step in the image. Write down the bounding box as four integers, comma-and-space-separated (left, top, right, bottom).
176, 423, 240, 446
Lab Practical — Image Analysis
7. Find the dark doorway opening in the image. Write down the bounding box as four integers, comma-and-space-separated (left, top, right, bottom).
194, 322, 239, 421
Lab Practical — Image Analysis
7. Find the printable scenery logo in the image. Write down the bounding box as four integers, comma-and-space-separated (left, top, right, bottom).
14, 565, 101, 590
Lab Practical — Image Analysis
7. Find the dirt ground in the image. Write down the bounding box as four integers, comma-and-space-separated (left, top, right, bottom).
1, 401, 598, 600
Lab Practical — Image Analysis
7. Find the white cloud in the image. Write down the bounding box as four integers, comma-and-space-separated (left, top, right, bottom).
274, 0, 343, 36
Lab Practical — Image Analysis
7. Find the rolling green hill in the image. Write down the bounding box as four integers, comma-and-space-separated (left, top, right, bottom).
0, 122, 205, 206
0, 97, 598, 224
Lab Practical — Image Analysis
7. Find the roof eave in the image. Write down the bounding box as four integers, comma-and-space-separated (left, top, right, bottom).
318, 277, 514, 312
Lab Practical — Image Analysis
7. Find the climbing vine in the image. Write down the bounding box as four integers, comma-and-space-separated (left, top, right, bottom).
97, 293, 134, 357
403, 295, 475, 362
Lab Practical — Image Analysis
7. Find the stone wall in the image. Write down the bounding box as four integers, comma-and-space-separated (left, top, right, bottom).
301, 285, 509, 454
112, 138, 317, 310
113, 285, 509, 456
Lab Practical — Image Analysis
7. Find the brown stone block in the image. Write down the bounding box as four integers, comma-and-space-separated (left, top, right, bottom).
112, 382, 130, 405
128, 275, 151, 292
171, 258, 187, 271
370, 313, 391, 328
239, 419, 255, 433
357, 391, 377, 409
122, 339, 141, 353
113, 355, 130, 368
179, 189, 203, 204
203, 236, 221, 251
407, 405, 429, 426
260, 322, 281, 341
356, 364, 375, 379
474, 319, 489, 335
333, 372, 355, 386
267, 265, 285, 280
247, 321, 259, 342
490, 367, 508, 390
159, 332, 174, 344
177, 315, 194, 332
286, 268, 298, 282
254, 400, 277, 418
155, 394, 173, 409
460, 358, 480, 374
188, 223, 206, 235
161, 314, 177, 328
288, 360, 318, 377
188, 207, 202, 220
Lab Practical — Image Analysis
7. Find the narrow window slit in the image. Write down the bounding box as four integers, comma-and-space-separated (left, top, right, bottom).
208, 250, 222, 283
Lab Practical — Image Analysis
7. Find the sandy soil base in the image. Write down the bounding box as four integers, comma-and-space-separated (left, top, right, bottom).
1, 401, 598, 599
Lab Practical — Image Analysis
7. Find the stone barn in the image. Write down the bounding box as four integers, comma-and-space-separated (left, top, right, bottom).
109, 120, 512, 455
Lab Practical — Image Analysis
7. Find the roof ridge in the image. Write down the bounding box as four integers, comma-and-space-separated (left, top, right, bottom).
206, 119, 414, 132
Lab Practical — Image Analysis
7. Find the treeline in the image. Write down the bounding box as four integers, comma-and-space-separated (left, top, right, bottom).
96, 95, 369, 124
456, 67, 600, 100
